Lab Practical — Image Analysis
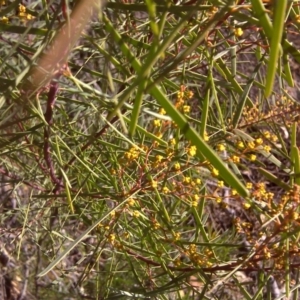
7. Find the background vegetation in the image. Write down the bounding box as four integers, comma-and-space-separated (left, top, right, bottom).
0, 0, 300, 299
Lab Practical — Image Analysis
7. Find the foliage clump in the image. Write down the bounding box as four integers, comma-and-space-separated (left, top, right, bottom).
0, 0, 300, 299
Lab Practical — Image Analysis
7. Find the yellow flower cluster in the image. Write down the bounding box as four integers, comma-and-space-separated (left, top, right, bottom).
211, 168, 219, 177
128, 198, 136, 207
0, 16, 8, 23
159, 108, 166, 115
153, 119, 161, 127
18, 4, 35, 21
217, 144, 226, 151
174, 162, 181, 171
173, 232, 181, 241
151, 180, 158, 188
108, 234, 116, 244
231, 155, 240, 163
124, 147, 140, 161
203, 132, 209, 141
234, 27, 243, 37
175, 85, 193, 115
230, 128, 278, 164
153, 220, 160, 230
187, 244, 213, 267
132, 210, 140, 218
0, 3, 35, 23
155, 155, 163, 163
162, 186, 170, 194
187, 145, 197, 156
183, 176, 191, 184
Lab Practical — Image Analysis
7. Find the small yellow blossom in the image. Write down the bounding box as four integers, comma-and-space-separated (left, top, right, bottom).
231, 155, 240, 163
156, 132, 163, 139
153, 119, 161, 127
189, 244, 196, 253
174, 258, 181, 266
18, 11, 35, 21
271, 134, 278, 142
175, 99, 184, 108
172, 121, 178, 128
183, 176, 191, 184
125, 147, 139, 160
177, 91, 184, 100
174, 162, 181, 170
125, 152, 132, 160
217, 144, 226, 151
211, 168, 219, 177
250, 154, 256, 161
153, 220, 160, 229
257, 182, 265, 191
264, 251, 272, 259
237, 141, 245, 149
123, 232, 130, 239
243, 203, 251, 209
97, 223, 104, 229
174, 232, 181, 241
216, 197, 222, 203
159, 108, 166, 115
0, 16, 8, 23
169, 138, 176, 146
218, 181, 224, 187
183, 105, 191, 113
26, 13, 34, 20
187, 90, 194, 99
255, 138, 263, 145
234, 27, 243, 37
246, 182, 253, 189
18, 4, 26, 13
162, 186, 170, 194
156, 155, 163, 162
188, 145, 197, 156
128, 198, 136, 207
151, 180, 158, 188
166, 148, 173, 156
264, 145, 271, 153
133, 210, 140, 218
292, 212, 299, 220
231, 189, 237, 196
108, 234, 116, 242
204, 132, 209, 141
193, 194, 200, 201
195, 178, 201, 185
247, 141, 256, 150
263, 131, 271, 139
191, 201, 198, 207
